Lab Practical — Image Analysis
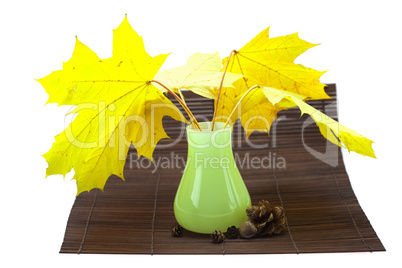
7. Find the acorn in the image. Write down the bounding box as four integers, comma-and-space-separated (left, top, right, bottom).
239, 221, 258, 238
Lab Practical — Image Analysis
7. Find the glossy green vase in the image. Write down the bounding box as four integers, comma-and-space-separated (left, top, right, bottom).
174, 122, 251, 234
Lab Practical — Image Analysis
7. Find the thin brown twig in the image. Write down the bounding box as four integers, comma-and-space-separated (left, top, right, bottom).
211, 49, 236, 131
177, 89, 197, 129
223, 85, 259, 129
151, 80, 201, 131
178, 90, 187, 106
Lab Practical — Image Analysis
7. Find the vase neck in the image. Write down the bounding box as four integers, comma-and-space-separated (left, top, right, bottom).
186, 122, 233, 157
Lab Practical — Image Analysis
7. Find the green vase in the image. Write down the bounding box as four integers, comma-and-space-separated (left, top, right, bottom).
174, 122, 251, 234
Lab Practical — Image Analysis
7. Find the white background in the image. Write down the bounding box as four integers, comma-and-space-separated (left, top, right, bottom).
1, 0, 401, 267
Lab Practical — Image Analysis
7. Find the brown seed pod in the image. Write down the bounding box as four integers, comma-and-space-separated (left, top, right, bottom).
211, 230, 225, 243
263, 222, 277, 236
272, 206, 284, 219
246, 200, 274, 224
226, 226, 239, 239
241, 200, 288, 238
171, 224, 184, 237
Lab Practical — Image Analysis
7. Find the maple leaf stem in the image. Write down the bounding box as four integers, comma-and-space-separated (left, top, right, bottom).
151, 80, 202, 131
223, 85, 260, 129
211, 49, 237, 131
178, 89, 187, 106
177, 89, 194, 127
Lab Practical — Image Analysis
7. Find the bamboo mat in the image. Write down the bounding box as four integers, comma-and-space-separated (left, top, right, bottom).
60, 84, 385, 254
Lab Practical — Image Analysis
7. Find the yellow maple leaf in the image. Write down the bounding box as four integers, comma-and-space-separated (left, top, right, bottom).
238, 86, 376, 158
216, 27, 328, 135
38, 16, 187, 195
154, 52, 242, 99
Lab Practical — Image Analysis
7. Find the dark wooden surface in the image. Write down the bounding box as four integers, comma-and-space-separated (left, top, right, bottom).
60, 84, 385, 254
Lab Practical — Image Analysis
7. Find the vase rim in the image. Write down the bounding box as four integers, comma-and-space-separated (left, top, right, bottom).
187, 122, 231, 133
